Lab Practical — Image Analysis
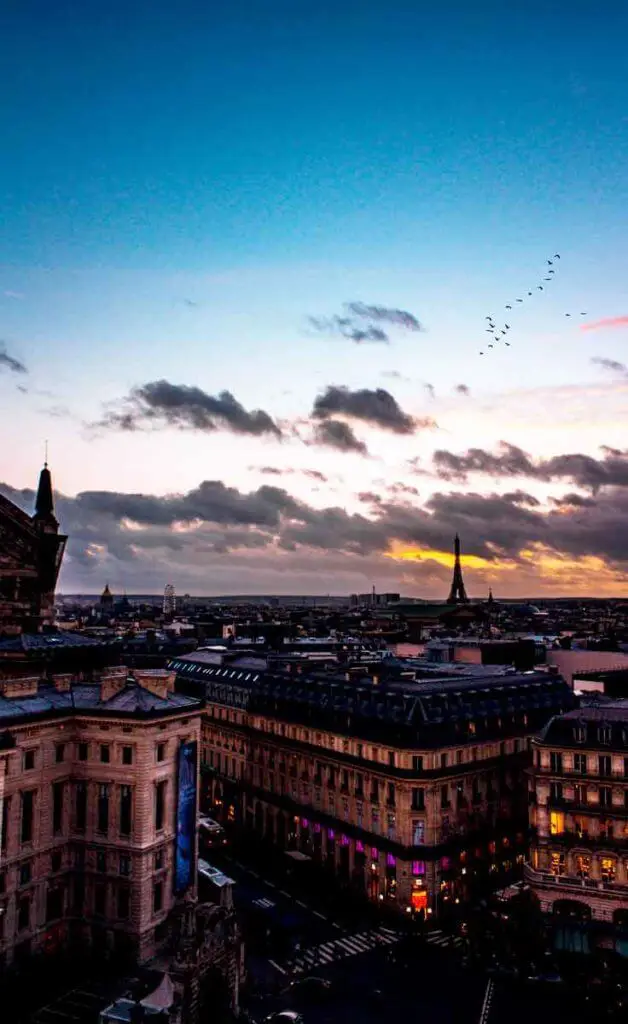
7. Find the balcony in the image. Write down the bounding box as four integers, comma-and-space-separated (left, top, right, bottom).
535, 766, 628, 783
546, 796, 628, 818
545, 829, 628, 852
524, 864, 628, 898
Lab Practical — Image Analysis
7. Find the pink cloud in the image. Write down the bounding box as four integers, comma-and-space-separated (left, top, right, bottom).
581, 315, 628, 332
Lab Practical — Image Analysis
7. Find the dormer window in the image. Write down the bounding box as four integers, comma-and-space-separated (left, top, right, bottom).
598, 726, 612, 746
574, 724, 587, 744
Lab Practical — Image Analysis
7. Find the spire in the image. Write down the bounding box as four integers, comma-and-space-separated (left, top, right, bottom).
447, 533, 469, 604
33, 461, 56, 523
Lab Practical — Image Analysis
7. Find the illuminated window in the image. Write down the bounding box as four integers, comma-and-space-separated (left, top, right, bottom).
549, 851, 565, 875
575, 855, 590, 878
601, 858, 616, 882
549, 811, 565, 835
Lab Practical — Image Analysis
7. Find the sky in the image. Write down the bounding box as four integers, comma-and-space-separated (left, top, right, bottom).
2, 0, 628, 597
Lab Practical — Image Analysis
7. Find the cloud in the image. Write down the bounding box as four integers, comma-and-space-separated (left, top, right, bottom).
423, 383, 436, 400
312, 385, 423, 435
3, 291, 24, 300
302, 469, 328, 482
255, 466, 284, 476
454, 384, 471, 396
308, 316, 390, 344
581, 316, 628, 333
0, 344, 27, 375
433, 441, 628, 492
98, 380, 282, 438
312, 419, 368, 454
591, 357, 628, 378
550, 493, 597, 509
251, 466, 329, 483
308, 300, 424, 346
381, 370, 410, 382
345, 302, 424, 332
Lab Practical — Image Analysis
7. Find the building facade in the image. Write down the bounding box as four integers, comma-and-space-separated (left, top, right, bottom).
172, 651, 574, 916
0, 464, 66, 636
0, 667, 203, 967
526, 702, 628, 956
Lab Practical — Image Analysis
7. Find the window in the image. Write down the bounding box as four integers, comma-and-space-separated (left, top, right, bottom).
550, 752, 563, 773
119, 854, 131, 876
575, 854, 591, 878
412, 755, 423, 773
574, 784, 587, 805
549, 811, 565, 835
46, 887, 63, 923
52, 782, 64, 835
96, 850, 106, 872
117, 887, 130, 920
355, 773, 364, 797
1, 796, 9, 852
157, 743, 166, 762
100, 744, 110, 764
153, 881, 163, 913
412, 819, 425, 845
598, 726, 612, 745
549, 851, 565, 876
601, 857, 616, 883
456, 750, 463, 765
23, 750, 35, 771
341, 770, 349, 792
17, 897, 30, 931
357, 744, 363, 758
371, 809, 379, 833
599, 755, 612, 777
411, 787, 425, 811
574, 753, 587, 774
549, 782, 563, 802
75, 782, 87, 832
387, 812, 396, 839
154, 850, 164, 871
624, 757, 628, 779
19, 862, 31, 886
386, 782, 395, 807
327, 767, 336, 789
440, 753, 448, 770
155, 781, 166, 831
440, 784, 450, 809
371, 780, 379, 803
55, 744, 65, 764
120, 785, 132, 837
78, 742, 88, 761
94, 884, 106, 916
73, 877, 85, 916
599, 786, 612, 808
51, 851, 62, 873
97, 784, 109, 835
21, 790, 34, 844
388, 751, 396, 768
122, 746, 133, 766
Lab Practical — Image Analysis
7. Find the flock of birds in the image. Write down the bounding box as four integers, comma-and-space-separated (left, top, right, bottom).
478, 254, 588, 355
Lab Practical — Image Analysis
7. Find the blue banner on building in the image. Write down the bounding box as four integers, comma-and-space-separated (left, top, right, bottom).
174, 740, 198, 894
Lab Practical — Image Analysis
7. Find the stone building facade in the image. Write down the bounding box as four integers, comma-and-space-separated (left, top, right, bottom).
172, 651, 574, 916
526, 702, 628, 954
0, 667, 203, 967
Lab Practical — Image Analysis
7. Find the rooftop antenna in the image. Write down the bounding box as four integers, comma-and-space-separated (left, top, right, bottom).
44, 439, 48, 467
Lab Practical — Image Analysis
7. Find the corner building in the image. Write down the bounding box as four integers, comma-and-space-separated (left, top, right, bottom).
527, 703, 628, 955
0, 668, 202, 967
173, 653, 573, 916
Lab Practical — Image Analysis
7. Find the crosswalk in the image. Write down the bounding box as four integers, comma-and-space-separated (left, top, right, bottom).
253, 896, 276, 910
283, 925, 464, 974
286, 926, 400, 973
425, 928, 464, 950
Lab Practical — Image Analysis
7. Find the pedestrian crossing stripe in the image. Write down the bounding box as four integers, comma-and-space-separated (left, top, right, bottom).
253, 897, 275, 909
285, 926, 463, 972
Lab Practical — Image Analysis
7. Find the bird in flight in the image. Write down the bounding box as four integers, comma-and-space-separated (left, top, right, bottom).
538, 285, 544, 291
505, 304, 512, 309
553, 253, 561, 259
516, 298, 523, 302
565, 313, 571, 317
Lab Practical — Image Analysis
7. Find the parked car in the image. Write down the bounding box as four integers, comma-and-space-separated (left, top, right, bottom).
282, 977, 332, 1004
264, 1012, 305, 1024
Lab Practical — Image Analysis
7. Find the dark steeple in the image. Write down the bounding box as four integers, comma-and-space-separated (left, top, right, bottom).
33, 462, 57, 527
447, 533, 469, 604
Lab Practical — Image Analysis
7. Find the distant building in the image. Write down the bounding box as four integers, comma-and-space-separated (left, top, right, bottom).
0, 463, 67, 636
163, 584, 176, 620
527, 702, 628, 956
447, 534, 469, 604
99, 584, 114, 615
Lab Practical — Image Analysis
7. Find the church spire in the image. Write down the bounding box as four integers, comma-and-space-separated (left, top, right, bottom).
34, 461, 56, 524
447, 533, 469, 604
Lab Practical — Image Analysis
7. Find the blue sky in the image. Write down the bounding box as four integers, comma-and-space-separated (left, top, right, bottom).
2, 1, 628, 595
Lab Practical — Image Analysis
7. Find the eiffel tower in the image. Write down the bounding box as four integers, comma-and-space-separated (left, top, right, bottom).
447, 534, 469, 604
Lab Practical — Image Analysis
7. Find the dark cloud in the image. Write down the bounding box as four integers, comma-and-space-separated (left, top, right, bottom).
423, 383, 436, 400
256, 466, 284, 476
0, 344, 27, 375
433, 441, 628, 493
302, 469, 328, 482
98, 380, 282, 438
312, 419, 368, 454
550, 493, 598, 508
308, 316, 389, 344
312, 385, 422, 435
252, 466, 329, 483
591, 357, 628, 378
357, 491, 383, 505
454, 384, 471, 396
345, 302, 424, 332
387, 483, 420, 498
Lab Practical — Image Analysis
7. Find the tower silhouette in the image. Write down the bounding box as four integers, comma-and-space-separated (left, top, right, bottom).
447, 534, 469, 604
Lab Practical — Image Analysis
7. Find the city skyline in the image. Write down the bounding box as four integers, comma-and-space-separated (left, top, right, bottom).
2, 1, 628, 597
